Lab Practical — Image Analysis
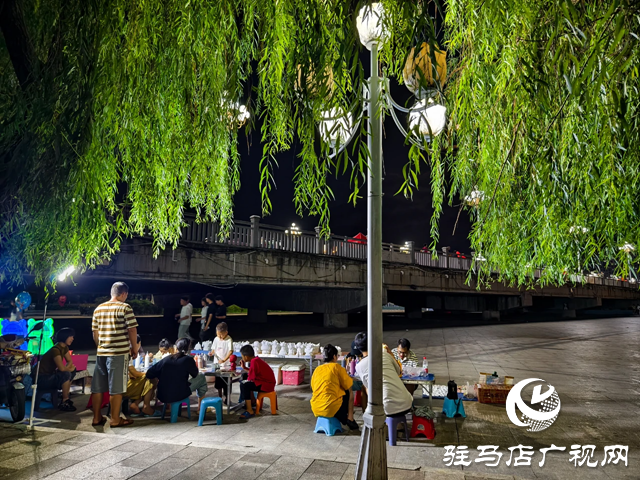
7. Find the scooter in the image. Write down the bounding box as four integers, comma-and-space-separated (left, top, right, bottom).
0, 334, 30, 422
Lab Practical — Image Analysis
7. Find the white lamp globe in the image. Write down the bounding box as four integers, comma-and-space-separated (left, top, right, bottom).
356, 3, 387, 50
320, 107, 353, 147
408, 99, 447, 138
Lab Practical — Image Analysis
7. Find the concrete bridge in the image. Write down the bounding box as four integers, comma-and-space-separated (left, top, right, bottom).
80, 215, 640, 327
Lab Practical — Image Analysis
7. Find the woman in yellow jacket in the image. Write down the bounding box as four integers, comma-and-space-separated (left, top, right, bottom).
310, 344, 359, 431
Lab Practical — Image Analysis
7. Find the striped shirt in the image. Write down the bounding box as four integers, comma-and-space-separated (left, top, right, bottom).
392, 348, 418, 367
92, 300, 138, 356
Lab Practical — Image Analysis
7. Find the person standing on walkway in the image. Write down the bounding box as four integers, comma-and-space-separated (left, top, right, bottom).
91, 282, 139, 428
175, 296, 193, 340
9, 299, 22, 322
199, 297, 210, 342
203, 294, 226, 333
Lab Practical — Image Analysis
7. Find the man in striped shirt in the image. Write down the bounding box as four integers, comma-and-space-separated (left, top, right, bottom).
91, 282, 139, 428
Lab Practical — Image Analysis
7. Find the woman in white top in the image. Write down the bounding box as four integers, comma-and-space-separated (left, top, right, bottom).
210, 322, 233, 400
353, 332, 414, 417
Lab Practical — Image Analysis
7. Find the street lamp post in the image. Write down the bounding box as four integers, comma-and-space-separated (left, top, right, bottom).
357, 39, 388, 478
321, 4, 447, 478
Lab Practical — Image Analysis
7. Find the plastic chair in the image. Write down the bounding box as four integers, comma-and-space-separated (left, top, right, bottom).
256, 391, 277, 415
33, 388, 58, 411
410, 416, 436, 439
442, 397, 466, 418
386, 415, 409, 446
198, 397, 223, 426
162, 397, 191, 423
314, 416, 343, 436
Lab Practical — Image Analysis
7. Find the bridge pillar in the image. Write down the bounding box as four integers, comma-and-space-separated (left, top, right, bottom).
324, 313, 348, 328
248, 308, 268, 323
250, 215, 261, 248
407, 241, 415, 264
482, 310, 501, 321
315, 226, 323, 254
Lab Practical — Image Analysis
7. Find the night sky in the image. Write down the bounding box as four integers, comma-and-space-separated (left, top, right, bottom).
232, 78, 472, 253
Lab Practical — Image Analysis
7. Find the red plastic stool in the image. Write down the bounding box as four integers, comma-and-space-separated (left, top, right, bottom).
410, 416, 435, 439
354, 390, 362, 407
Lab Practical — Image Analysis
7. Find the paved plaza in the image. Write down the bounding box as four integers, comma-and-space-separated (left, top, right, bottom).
1, 316, 639, 479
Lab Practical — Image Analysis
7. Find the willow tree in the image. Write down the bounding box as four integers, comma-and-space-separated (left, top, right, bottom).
443, 0, 640, 285
0, 0, 437, 287
1, 0, 639, 289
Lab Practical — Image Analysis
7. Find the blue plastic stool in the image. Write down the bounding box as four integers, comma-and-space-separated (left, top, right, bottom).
314, 416, 343, 436
162, 397, 191, 423
198, 397, 223, 426
442, 397, 466, 418
385, 415, 409, 446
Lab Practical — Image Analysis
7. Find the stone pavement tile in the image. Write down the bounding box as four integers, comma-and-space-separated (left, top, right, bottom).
389, 444, 443, 470
0, 442, 76, 471
128, 456, 196, 480
257, 456, 313, 480
190, 441, 261, 454
239, 453, 281, 465
172, 450, 241, 480
171, 423, 245, 445
0, 431, 80, 455
224, 430, 293, 450
95, 464, 142, 480
117, 421, 196, 443
111, 440, 157, 454
331, 435, 361, 464
0, 426, 30, 445
340, 464, 356, 480
302, 459, 349, 478
118, 442, 187, 470
170, 446, 216, 462
260, 426, 347, 461
59, 433, 105, 446
0, 457, 76, 480
462, 473, 515, 480
421, 467, 466, 479
58, 436, 131, 461
387, 469, 425, 480
211, 459, 270, 480
41, 449, 138, 480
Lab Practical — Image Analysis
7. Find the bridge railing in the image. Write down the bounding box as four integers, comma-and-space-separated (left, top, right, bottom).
180, 215, 636, 287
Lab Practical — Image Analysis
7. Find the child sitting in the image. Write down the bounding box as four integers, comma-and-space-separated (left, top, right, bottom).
127, 335, 156, 416
239, 345, 276, 419
154, 338, 174, 362
210, 322, 233, 400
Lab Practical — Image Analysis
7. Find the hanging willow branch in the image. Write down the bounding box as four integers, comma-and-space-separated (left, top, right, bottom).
0, 0, 438, 287
444, 0, 640, 286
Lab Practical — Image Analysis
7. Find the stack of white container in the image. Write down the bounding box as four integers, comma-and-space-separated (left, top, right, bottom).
231, 340, 339, 357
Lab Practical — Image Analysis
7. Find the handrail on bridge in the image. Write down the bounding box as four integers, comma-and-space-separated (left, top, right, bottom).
179, 215, 635, 289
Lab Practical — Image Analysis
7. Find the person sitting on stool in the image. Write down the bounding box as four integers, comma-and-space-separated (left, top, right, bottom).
36, 327, 77, 411
238, 345, 275, 419
392, 338, 419, 395
311, 344, 359, 431
354, 332, 413, 418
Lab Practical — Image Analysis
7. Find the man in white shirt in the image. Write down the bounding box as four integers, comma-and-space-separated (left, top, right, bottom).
354, 332, 413, 417
175, 296, 193, 340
